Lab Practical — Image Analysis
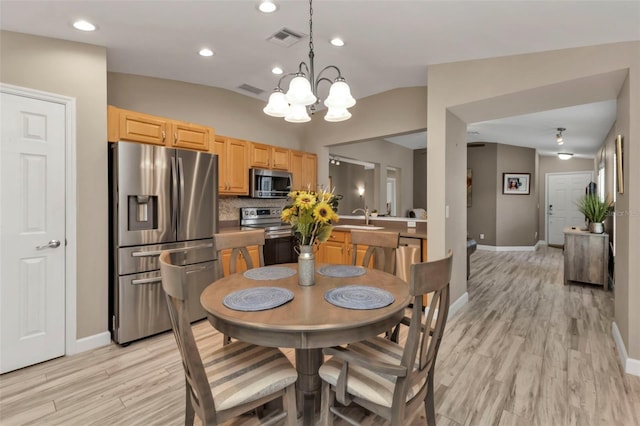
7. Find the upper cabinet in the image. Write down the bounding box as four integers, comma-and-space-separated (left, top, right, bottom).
248, 142, 290, 171
108, 106, 212, 151
290, 150, 317, 191
212, 135, 249, 196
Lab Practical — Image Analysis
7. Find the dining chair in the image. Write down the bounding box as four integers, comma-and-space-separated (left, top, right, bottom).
318, 250, 453, 426
350, 229, 400, 274
214, 229, 265, 344
158, 251, 297, 426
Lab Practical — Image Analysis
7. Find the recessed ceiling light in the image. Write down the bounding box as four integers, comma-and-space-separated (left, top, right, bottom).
73, 20, 96, 32
330, 38, 345, 47
258, 1, 278, 13
199, 48, 214, 57
271, 66, 283, 75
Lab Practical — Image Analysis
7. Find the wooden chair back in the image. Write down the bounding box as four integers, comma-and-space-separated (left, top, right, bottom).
350, 229, 400, 274
214, 229, 265, 276
159, 251, 217, 424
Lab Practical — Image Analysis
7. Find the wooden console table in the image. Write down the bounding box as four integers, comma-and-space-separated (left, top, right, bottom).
563, 227, 609, 288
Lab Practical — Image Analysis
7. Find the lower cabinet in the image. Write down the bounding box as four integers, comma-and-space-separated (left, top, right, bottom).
219, 246, 259, 277
316, 230, 372, 267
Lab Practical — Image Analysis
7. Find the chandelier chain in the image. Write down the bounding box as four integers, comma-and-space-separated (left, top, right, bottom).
308, 0, 314, 54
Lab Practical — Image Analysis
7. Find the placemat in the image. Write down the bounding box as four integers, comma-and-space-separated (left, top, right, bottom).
223, 287, 294, 311
317, 265, 366, 278
324, 285, 394, 310
243, 266, 297, 280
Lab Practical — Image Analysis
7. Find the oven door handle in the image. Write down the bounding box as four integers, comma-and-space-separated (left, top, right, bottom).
266, 231, 293, 239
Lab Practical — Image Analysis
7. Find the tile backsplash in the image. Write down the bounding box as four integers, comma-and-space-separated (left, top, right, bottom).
218, 197, 288, 222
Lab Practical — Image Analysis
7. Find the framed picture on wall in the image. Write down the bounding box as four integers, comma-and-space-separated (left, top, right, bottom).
616, 134, 624, 194
503, 173, 530, 195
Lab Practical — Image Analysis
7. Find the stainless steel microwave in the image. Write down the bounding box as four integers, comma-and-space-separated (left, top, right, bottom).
250, 168, 292, 198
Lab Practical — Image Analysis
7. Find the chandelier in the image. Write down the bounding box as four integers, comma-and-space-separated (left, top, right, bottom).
263, 0, 356, 123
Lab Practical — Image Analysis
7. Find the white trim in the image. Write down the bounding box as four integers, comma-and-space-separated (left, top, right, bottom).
68, 332, 112, 355
612, 322, 640, 377
535, 240, 547, 250
0, 84, 79, 357
477, 245, 536, 252
448, 292, 468, 319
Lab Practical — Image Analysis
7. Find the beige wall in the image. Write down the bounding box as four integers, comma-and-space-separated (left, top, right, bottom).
413, 149, 427, 210
537, 155, 596, 241
496, 144, 537, 246
427, 41, 640, 361
467, 144, 498, 245
0, 31, 108, 338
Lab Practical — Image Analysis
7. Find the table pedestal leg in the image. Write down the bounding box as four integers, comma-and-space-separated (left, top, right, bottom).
295, 348, 323, 426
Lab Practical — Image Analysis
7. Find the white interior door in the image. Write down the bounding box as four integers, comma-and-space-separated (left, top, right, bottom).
1, 92, 66, 373
546, 172, 593, 246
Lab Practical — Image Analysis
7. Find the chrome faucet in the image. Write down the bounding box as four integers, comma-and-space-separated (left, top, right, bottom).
352, 207, 370, 225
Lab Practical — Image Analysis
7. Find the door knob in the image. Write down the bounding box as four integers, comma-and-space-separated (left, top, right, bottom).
36, 240, 61, 249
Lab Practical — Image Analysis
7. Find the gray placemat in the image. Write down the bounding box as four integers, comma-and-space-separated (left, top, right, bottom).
223, 287, 294, 311
243, 266, 297, 280
324, 285, 394, 310
318, 265, 366, 278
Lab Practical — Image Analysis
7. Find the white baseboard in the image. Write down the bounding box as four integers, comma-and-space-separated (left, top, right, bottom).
612, 322, 640, 377
535, 240, 547, 249
448, 292, 468, 319
67, 331, 111, 356
477, 245, 536, 252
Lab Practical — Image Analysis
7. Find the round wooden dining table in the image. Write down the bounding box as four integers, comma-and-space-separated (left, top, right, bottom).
200, 263, 411, 426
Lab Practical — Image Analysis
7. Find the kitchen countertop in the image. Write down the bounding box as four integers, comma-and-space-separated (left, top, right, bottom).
219, 219, 427, 240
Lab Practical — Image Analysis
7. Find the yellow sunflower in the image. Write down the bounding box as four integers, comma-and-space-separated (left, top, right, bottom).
295, 193, 317, 210
313, 202, 334, 224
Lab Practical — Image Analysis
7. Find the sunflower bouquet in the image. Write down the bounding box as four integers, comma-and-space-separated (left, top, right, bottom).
281, 189, 342, 247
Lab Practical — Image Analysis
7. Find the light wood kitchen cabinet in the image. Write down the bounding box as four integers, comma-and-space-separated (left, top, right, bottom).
212, 135, 249, 195
171, 120, 211, 151
316, 230, 372, 267
107, 106, 213, 151
290, 150, 317, 191
220, 246, 259, 277
248, 142, 290, 170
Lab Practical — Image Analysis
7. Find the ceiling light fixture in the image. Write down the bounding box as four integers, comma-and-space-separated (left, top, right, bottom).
271, 66, 283, 75
556, 127, 565, 145
257, 0, 278, 13
73, 20, 96, 32
330, 37, 345, 47
263, 0, 355, 123
198, 48, 214, 57
558, 152, 573, 160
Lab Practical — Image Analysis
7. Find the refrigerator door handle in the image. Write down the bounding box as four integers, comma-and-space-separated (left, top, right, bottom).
170, 155, 178, 237
130, 243, 214, 257
177, 156, 185, 235
131, 277, 164, 285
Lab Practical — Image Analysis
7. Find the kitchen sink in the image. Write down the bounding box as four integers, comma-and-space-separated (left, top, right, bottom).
333, 225, 385, 230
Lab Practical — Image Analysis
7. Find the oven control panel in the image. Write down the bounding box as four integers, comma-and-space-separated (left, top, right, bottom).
240, 207, 282, 221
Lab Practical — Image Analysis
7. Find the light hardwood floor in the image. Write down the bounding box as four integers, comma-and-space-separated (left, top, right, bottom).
1, 247, 639, 425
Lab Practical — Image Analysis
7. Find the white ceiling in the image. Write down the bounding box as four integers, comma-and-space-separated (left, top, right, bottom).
2, 1, 638, 156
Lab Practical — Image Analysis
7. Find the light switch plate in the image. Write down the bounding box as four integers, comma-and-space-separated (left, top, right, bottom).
407, 221, 416, 228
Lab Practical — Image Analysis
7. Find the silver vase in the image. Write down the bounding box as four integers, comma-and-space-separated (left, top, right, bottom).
298, 245, 315, 286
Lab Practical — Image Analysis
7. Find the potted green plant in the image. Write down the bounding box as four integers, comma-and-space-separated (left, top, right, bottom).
576, 194, 612, 234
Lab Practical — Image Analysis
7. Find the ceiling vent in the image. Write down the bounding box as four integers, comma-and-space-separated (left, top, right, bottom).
238, 84, 265, 95
267, 27, 304, 47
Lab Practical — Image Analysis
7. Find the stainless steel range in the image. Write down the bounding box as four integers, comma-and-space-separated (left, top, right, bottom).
240, 207, 296, 265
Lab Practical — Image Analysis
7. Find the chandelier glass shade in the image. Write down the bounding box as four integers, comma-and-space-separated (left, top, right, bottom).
263, 0, 355, 123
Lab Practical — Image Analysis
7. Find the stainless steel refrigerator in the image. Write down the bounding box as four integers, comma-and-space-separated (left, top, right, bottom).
109, 141, 218, 344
